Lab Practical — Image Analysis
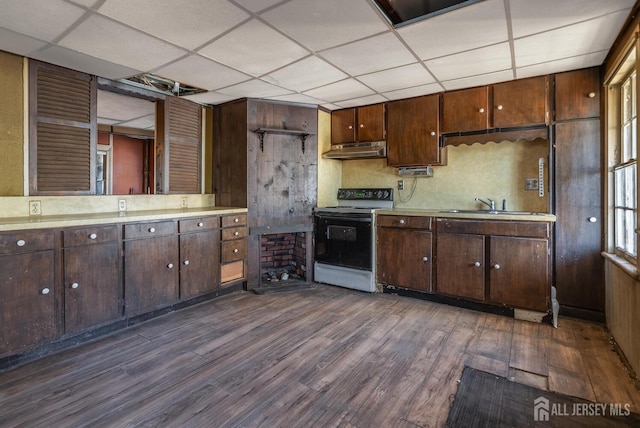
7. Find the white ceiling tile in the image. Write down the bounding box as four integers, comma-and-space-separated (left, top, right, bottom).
59, 15, 188, 71
198, 19, 309, 76
262, 56, 348, 92
441, 70, 514, 91
383, 83, 443, 101
67, 0, 101, 7
516, 51, 608, 79
321, 32, 416, 76
154, 55, 250, 91
357, 63, 435, 93
31, 45, 141, 79
514, 11, 629, 68
234, 0, 284, 13
0, 0, 86, 42
266, 93, 324, 105
261, 0, 389, 51
398, 0, 508, 60
181, 91, 237, 105
0, 28, 48, 56
98, 90, 155, 121
97, 0, 249, 50
304, 79, 374, 103
510, 0, 635, 38
321, 103, 342, 111
118, 114, 156, 130
426, 43, 512, 82
217, 79, 293, 98
97, 118, 120, 125
335, 94, 388, 109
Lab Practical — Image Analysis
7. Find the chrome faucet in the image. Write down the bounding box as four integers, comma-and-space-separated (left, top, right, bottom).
475, 197, 495, 210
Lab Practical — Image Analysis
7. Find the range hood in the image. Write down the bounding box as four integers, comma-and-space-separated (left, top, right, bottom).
322, 140, 387, 160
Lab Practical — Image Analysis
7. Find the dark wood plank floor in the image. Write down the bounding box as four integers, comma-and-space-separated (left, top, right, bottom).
1, 285, 639, 427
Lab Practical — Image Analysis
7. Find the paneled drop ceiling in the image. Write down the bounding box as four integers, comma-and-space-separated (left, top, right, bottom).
0, 0, 635, 112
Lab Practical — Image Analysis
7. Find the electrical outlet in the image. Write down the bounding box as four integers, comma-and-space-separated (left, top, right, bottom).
398, 180, 404, 191
29, 200, 41, 216
118, 199, 126, 212
181, 197, 187, 208
525, 178, 539, 190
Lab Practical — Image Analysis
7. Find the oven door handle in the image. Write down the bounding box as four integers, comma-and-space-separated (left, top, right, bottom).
315, 215, 372, 223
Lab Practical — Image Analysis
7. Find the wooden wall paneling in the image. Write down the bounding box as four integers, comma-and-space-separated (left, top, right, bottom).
214, 100, 248, 208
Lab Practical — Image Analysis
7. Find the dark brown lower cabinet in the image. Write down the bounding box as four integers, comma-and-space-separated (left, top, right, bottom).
124, 222, 179, 316
377, 227, 432, 292
436, 233, 485, 300
488, 236, 549, 312
64, 242, 120, 333
179, 220, 220, 299
0, 231, 57, 355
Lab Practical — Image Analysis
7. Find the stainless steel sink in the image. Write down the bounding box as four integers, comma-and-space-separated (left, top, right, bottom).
440, 209, 547, 216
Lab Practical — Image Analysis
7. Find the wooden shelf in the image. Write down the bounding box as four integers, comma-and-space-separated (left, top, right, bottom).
253, 127, 316, 153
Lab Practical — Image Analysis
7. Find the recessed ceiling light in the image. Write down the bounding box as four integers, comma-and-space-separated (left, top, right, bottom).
371, 0, 484, 28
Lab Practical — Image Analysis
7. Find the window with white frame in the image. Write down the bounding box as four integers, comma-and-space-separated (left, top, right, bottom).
614, 70, 637, 261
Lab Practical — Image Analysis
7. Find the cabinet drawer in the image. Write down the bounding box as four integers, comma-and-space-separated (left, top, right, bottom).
63, 225, 118, 247
437, 218, 549, 238
123, 221, 176, 239
222, 226, 248, 241
377, 215, 432, 230
179, 216, 219, 233
221, 239, 247, 263
0, 230, 55, 254
221, 260, 245, 283
221, 214, 247, 228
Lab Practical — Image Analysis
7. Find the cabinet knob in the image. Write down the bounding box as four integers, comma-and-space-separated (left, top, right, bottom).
233, 248, 239, 253
41, 288, 50, 295
149, 227, 156, 233
234, 231, 239, 236
16, 239, 26, 247
234, 218, 239, 223
588, 92, 596, 98
197, 222, 204, 227
474, 261, 481, 267
496, 104, 503, 110
71, 282, 79, 289
359, 124, 364, 128
183, 260, 190, 265
399, 219, 405, 224
348, 125, 353, 130
430, 131, 436, 136
422, 256, 429, 262
589, 216, 597, 223
493, 264, 501, 270
89, 233, 97, 240
478, 108, 485, 113
167, 263, 174, 269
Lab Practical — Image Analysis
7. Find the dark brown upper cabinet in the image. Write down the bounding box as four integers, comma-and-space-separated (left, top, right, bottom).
493, 76, 549, 128
331, 104, 385, 144
387, 94, 442, 167
554, 67, 601, 121
441, 86, 489, 133
29, 60, 97, 195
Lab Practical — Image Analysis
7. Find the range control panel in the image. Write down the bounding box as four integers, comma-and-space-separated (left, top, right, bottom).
337, 188, 394, 201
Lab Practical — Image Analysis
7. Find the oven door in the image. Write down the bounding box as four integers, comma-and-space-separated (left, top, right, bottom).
314, 212, 372, 270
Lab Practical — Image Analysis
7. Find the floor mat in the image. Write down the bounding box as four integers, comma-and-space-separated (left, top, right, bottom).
446, 366, 640, 427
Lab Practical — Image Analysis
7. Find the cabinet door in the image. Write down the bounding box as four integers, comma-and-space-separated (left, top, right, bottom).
436, 233, 485, 300
493, 76, 548, 128
124, 236, 179, 316
0, 251, 56, 354
387, 95, 439, 167
180, 230, 220, 299
488, 236, 549, 312
377, 228, 431, 291
357, 104, 385, 142
555, 119, 603, 311
331, 108, 356, 144
555, 67, 600, 121
442, 86, 488, 133
64, 242, 120, 333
